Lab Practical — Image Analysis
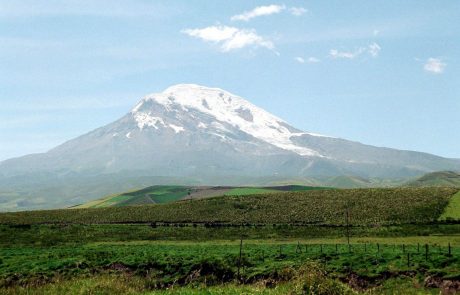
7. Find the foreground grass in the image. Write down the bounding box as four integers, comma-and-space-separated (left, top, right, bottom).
1, 264, 445, 295
1, 223, 460, 293
3, 267, 356, 295
1, 187, 459, 294
2, 238, 460, 290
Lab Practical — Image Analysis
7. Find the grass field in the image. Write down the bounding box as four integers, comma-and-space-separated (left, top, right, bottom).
1, 224, 460, 294
1, 187, 460, 294
74, 185, 328, 208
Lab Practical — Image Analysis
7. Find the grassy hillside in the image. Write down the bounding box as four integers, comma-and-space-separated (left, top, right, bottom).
2, 187, 457, 226
407, 171, 460, 187
74, 185, 327, 208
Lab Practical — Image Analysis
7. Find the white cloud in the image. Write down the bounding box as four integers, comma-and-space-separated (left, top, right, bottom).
424, 58, 446, 74
330, 43, 381, 59
295, 57, 305, 63
295, 56, 320, 64
289, 7, 307, 16
368, 42, 381, 57
329, 48, 365, 59
231, 4, 285, 21
307, 57, 321, 63
182, 26, 238, 43
373, 29, 380, 36
182, 26, 274, 52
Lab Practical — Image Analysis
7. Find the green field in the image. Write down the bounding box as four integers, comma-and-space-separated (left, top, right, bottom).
1, 187, 460, 294
74, 185, 327, 208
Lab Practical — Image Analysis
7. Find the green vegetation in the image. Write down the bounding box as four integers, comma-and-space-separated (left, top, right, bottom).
2, 187, 456, 225
1, 225, 460, 294
2, 187, 460, 294
74, 184, 327, 208
440, 190, 460, 220
224, 187, 278, 195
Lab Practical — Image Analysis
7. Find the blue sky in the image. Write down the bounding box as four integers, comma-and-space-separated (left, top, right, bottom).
1, 0, 459, 161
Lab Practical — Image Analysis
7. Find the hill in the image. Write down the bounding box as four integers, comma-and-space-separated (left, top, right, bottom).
74, 185, 328, 208
407, 171, 460, 187
1, 187, 457, 226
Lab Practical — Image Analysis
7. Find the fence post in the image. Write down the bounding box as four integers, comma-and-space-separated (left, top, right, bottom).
364, 243, 367, 252
335, 244, 338, 253
448, 243, 451, 256
407, 253, 410, 268
320, 244, 323, 254
417, 243, 420, 253
377, 243, 380, 253
403, 244, 405, 254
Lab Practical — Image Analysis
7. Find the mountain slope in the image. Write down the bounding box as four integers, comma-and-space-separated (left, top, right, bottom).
1, 84, 459, 211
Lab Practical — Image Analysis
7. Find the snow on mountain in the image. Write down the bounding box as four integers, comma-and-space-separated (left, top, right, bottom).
131, 84, 324, 157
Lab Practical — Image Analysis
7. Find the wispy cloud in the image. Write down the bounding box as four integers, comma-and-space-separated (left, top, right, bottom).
329, 43, 381, 59
231, 4, 308, 21
182, 26, 274, 52
231, 4, 285, 21
295, 56, 320, 64
289, 7, 307, 16
368, 42, 381, 57
424, 58, 446, 74
294, 57, 305, 63
307, 57, 321, 63
329, 48, 365, 59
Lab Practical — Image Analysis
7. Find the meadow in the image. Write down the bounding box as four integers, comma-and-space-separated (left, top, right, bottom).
1, 187, 460, 294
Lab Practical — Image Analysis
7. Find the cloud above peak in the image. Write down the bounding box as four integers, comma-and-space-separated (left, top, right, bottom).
231, 4, 307, 21
182, 26, 274, 52
424, 58, 446, 74
231, 4, 286, 21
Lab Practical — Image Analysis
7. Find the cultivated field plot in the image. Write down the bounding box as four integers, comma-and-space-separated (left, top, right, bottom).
74, 185, 327, 208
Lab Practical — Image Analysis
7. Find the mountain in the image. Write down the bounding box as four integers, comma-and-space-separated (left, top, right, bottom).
406, 171, 460, 187
1, 84, 459, 211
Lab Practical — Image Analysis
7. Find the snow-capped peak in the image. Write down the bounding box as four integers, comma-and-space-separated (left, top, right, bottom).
131, 84, 326, 157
